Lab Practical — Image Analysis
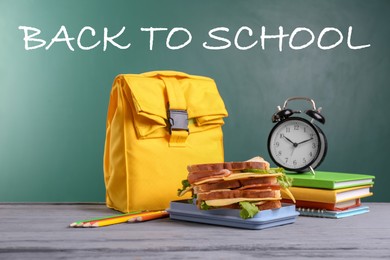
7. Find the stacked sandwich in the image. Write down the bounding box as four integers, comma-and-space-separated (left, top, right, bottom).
178, 157, 295, 219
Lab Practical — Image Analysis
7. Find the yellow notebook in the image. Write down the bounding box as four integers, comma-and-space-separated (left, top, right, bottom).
282, 185, 373, 203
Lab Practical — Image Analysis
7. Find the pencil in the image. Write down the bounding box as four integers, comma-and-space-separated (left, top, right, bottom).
127, 211, 169, 223
84, 210, 167, 227
69, 210, 143, 227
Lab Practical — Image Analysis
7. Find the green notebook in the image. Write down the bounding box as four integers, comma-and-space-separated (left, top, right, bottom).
286, 171, 375, 189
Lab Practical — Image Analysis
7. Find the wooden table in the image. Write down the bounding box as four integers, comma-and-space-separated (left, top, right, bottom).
1, 203, 389, 259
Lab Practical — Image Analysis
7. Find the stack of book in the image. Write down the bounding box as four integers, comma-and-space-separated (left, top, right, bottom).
282, 171, 375, 218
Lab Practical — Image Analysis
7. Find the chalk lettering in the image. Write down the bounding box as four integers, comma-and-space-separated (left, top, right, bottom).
318, 27, 343, 50
289, 27, 315, 50
347, 26, 371, 50
166, 27, 192, 50
234, 26, 258, 50
260, 26, 289, 51
103, 26, 130, 51
45, 25, 75, 51
17, 25, 371, 52
140, 27, 168, 50
18, 26, 46, 50
77, 26, 101, 50
203, 27, 231, 50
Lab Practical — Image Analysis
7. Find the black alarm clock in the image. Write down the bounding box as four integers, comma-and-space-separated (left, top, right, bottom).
267, 97, 327, 173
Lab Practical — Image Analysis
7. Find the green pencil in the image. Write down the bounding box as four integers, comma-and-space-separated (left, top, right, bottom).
69, 210, 143, 227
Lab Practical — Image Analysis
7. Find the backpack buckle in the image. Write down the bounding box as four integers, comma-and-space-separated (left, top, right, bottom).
168, 109, 189, 133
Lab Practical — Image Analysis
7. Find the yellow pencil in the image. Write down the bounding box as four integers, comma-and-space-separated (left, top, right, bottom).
69, 210, 142, 227
127, 211, 169, 223
83, 210, 167, 228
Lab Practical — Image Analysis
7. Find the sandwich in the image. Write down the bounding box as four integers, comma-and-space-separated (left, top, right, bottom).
178, 156, 295, 219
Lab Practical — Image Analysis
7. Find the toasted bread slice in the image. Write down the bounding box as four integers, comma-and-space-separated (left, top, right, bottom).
187, 161, 269, 173
197, 189, 281, 201
187, 169, 231, 184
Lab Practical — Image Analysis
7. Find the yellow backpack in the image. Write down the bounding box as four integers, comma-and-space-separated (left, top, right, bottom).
103, 71, 228, 212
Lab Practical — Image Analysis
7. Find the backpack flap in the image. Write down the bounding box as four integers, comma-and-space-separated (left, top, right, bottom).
121, 71, 228, 141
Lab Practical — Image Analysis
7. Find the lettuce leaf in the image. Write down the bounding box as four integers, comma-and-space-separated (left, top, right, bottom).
239, 201, 259, 219
242, 167, 284, 174
177, 179, 191, 196
200, 201, 213, 210
277, 173, 293, 189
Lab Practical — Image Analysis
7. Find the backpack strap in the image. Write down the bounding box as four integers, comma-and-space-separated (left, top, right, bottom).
160, 76, 189, 147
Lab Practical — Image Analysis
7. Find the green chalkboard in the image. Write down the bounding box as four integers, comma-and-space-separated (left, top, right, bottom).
1, 0, 389, 202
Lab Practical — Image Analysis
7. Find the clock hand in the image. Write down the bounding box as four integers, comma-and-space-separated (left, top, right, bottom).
283, 135, 298, 147
297, 137, 313, 145
291, 146, 295, 156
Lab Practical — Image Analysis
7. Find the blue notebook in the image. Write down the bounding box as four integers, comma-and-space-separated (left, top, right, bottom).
168, 200, 299, 230
297, 205, 369, 218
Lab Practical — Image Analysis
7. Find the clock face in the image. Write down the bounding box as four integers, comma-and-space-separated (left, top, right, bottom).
268, 117, 321, 171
